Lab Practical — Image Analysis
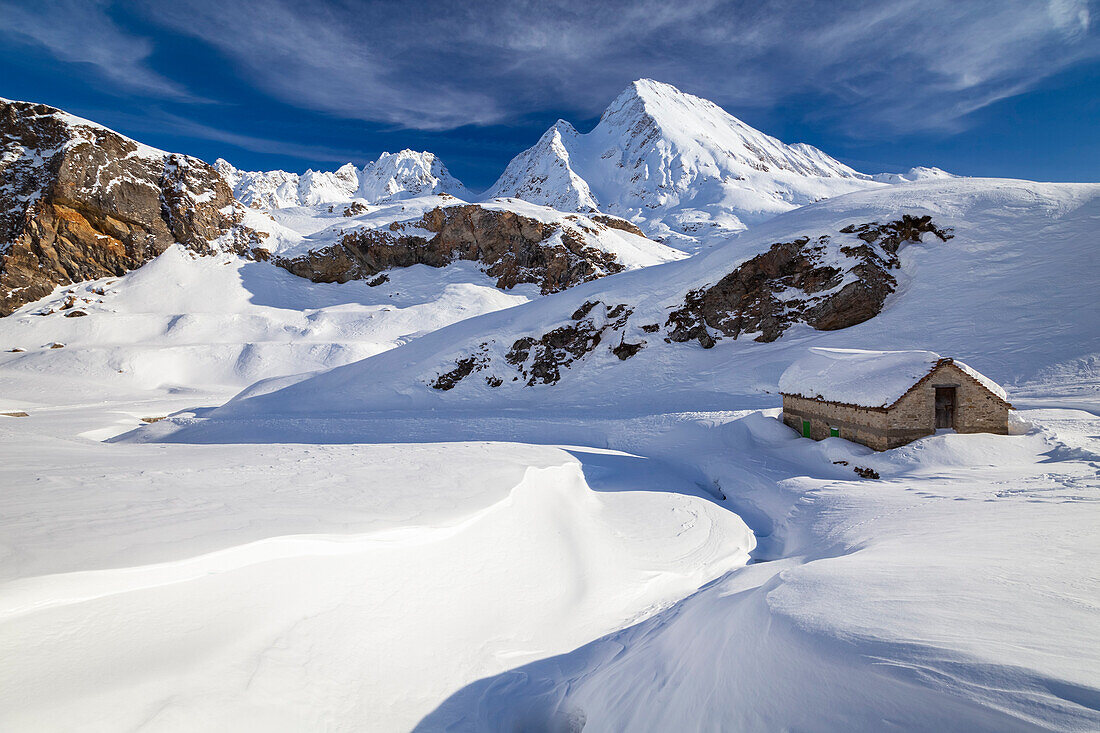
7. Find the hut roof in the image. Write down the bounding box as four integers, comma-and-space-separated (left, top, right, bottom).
778, 348, 1008, 408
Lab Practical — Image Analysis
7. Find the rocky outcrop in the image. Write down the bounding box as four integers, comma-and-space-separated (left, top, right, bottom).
431, 300, 639, 390
666, 215, 952, 345
590, 214, 645, 237
0, 99, 260, 315
277, 204, 628, 295
423, 216, 951, 392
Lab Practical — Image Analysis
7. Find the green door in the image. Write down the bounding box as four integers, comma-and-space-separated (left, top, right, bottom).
802, 420, 811, 438
830, 427, 840, 438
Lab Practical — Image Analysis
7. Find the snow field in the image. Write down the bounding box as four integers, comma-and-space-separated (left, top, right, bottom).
177, 178, 1098, 427
0, 245, 535, 403
0, 431, 752, 732
418, 409, 1100, 731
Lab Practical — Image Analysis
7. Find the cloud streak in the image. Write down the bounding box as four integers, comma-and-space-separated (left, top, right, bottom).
0, 0, 194, 100
4, 0, 1097, 138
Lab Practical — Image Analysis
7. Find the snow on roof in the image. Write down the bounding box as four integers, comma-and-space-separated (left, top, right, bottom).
952, 360, 1009, 402
778, 348, 1007, 407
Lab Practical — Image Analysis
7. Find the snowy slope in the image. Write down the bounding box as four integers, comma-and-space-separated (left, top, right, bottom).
186, 177, 1099, 430
241, 193, 685, 267
486, 79, 885, 249
414, 409, 1100, 731
217, 149, 470, 209
0, 244, 536, 406
0, 185, 682, 409
109, 175, 1100, 732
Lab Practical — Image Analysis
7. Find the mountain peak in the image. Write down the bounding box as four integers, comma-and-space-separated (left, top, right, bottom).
217, 150, 468, 210
488, 80, 879, 249
613, 78, 684, 104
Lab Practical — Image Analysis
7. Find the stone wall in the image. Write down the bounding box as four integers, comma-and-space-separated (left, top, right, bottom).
781, 394, 890, 451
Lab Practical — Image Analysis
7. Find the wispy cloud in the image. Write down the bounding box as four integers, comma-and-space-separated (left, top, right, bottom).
70, 106, 376, 165
5, 0, 1098, 137
155, 114, 377, 165
0, 0, 195, 101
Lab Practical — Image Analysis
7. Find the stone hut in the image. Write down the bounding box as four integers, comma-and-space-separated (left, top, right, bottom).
779, 348, 1011, 451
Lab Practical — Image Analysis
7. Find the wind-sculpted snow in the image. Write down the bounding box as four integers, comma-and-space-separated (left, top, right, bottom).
487, 79, 885, 250
413, 411, 1100, 732
0, 436, 752, 731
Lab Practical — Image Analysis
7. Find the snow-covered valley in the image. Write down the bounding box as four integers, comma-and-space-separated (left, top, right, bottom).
0, 81, 1097, 733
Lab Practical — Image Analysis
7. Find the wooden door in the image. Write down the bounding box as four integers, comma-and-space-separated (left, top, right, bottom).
935, 386, 956, 429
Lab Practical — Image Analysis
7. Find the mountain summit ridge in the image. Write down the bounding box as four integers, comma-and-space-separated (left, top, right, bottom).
217, 149, 470, 209
487, 78, 885, 249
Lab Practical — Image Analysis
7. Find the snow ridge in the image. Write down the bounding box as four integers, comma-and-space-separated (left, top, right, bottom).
217, 150, 470, 210
485, 79, 884, 249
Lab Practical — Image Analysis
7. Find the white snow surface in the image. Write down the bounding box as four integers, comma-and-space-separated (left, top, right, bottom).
485, 79, 885, 250
0, 244, 536, 401
0, 428, 752, 732
217, 149, 470, 210
778, 347, 1007, 407
190, 177, 1098, 426
238, 192, 685, 268
1, 109, 1098, 733
872, 165, 958, 184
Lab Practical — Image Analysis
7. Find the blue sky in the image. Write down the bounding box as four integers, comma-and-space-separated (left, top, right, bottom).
2, 0, 1096, 191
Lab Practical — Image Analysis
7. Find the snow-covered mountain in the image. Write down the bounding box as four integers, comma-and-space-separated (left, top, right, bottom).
2, 91, 1098, 732
485, 79, 885, 249
871, 165, 957, 184
217, 149, 470, 209
195, 177, 1099, 424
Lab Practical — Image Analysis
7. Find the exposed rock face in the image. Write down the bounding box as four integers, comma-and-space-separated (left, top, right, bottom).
277, 204, 627, 295
431, 300, 639, 390
426, 215, 950, 392
590, 214, 645, 237
666, 215, 952, 345
0, 99, 260, 315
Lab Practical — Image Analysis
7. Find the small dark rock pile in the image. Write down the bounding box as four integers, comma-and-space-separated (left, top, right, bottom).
430, 300, 642, 390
